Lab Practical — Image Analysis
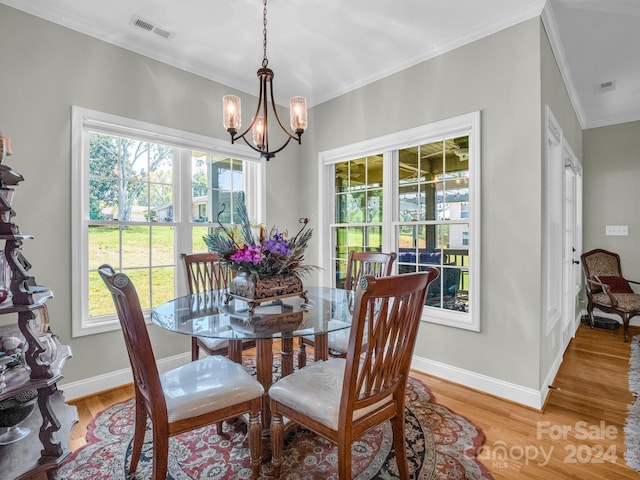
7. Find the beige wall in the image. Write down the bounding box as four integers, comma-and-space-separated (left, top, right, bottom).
583, 121, 640, 282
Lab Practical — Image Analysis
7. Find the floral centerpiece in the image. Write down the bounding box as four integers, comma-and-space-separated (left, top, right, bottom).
203, 193, 317, 302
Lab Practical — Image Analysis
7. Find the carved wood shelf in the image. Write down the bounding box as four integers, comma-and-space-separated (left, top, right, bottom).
0, 158, 77, 479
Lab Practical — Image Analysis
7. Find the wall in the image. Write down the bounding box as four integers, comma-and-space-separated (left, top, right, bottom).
306, 18, 546, 398
583, 121, 640, 288
0, 5, 300, 387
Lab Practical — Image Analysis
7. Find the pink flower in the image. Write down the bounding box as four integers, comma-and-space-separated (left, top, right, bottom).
230, 245, 263, 265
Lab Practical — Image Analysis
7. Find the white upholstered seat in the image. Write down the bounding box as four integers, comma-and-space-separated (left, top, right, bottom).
161, 355, 264, 423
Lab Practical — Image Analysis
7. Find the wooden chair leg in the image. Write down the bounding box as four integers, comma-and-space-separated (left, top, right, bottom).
624, 316, 630, 342
130, 393, 146, 474
153, 424, 170, 480
270, 412, 284, 477
297, 342, 306, 369
248, 408, 262, 478
391, 413, 410, 479
336, 438, 352, 480
191, 336, 199, 361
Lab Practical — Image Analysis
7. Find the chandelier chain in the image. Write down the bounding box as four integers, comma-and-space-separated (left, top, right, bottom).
262, 0, 268, 68
222, 0, 306, 160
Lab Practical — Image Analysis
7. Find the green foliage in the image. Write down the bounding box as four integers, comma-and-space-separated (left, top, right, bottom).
89, 133, 173, 221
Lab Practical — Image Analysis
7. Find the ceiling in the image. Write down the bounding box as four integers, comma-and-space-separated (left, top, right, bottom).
1, 0, 638, 129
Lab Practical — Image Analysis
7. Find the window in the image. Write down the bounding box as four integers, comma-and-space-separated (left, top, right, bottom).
72, 107, 263, 336
321, 112, 480, 331
333, 154, 384, 287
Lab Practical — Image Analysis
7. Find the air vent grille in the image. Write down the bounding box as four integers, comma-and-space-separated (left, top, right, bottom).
595, 80, 616, 93
133, 18, 154, 31
129, 15, 174, 40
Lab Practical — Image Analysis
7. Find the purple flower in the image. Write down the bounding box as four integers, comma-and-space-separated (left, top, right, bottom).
262, 234, 291, 256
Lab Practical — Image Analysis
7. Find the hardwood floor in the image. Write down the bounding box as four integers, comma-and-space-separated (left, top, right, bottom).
64, 323, 640, 479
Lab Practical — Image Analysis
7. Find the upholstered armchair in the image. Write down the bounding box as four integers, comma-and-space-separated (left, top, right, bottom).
581, 248, 640, 341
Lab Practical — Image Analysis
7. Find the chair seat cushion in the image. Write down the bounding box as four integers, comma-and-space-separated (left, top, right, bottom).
593, 292, 640, 312
597, 275, 633, 293
302, 320, 358, 355
161, 355, 264, 423
269, 359, 346, 429
197, 336, 230, 350
269, 358, 389, 430
197, 336, 253, 351
327, 320, 355, 354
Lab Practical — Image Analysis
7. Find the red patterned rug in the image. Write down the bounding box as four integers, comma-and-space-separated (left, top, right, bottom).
56, 359, 493, 479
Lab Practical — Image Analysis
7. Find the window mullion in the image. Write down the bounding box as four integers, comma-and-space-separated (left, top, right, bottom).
382, 150, 396, 256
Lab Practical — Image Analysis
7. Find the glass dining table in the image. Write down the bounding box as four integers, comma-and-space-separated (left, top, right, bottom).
151, 286, 353, 430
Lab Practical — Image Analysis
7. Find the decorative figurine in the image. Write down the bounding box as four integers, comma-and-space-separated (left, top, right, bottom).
0, 131, 23, 188
0, 131, 12, 164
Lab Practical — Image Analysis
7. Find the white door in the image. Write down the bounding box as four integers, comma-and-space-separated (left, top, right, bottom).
562, 146, 582, 349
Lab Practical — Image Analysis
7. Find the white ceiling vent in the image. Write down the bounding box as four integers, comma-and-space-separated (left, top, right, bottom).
129, 15, 174, 40
595, 80, 616, 94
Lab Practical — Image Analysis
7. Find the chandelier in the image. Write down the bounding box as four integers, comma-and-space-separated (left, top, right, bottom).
222, 0, 307, 161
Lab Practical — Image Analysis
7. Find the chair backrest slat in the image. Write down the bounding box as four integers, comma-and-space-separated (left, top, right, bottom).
341, 270, 438, 416
181, 252, 232, 294
344, 251, 397, 291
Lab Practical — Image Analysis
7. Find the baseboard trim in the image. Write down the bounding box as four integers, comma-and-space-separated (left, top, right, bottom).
60, 352, 191, 401
411, 354, 544, 410
63, 350, 548, 409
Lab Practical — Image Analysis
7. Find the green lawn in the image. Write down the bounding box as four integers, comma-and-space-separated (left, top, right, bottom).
88, 224, 469, 317
88, 225, 211, 317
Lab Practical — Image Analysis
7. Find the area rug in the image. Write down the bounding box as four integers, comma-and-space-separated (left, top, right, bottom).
55, 358, 493, 479
625, 336, 640, 470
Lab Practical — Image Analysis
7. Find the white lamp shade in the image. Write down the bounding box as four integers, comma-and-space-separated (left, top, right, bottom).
223, 95, 241, 131
252, 116, 265, 148
289, 97, 307, 132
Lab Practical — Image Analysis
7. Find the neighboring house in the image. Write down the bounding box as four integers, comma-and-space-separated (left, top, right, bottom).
100, 205, 149, 222
191, 195, 209, 222
0, 4, 638, 412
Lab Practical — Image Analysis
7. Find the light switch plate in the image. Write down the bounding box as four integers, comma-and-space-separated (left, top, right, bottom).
605, 225, 628, 236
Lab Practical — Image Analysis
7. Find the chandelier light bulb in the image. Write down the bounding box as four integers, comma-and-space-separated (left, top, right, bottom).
252, 116, 266, 149
290, 97, 307, 133
223, 95, 241, 133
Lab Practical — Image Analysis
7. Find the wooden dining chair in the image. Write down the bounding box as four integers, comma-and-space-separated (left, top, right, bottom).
181, 252, 256, 361
98, 264, 264, 479
299, 251, 397, 361
270, 269, 438, 479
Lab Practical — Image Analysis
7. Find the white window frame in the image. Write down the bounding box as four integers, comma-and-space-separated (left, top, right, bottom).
71, 106, 265, 337
544, 106, 563, 334
318, 111, 481, 331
